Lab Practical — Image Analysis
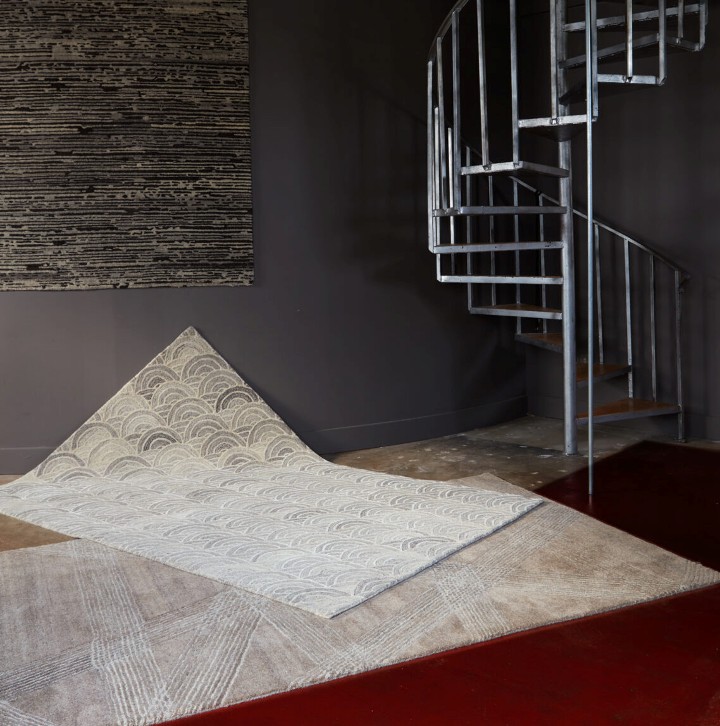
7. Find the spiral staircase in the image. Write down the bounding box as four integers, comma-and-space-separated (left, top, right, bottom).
427, 0, 707, 470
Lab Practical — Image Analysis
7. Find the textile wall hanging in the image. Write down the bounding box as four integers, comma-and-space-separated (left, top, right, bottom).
0, 0, 252, 290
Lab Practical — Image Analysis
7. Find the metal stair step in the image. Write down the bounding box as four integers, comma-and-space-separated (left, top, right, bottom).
576, 362, 631, 385
560, 76, 658, 105
434, 205, 567, 217
564, 4, 703, 33
518, 115, 589, 142
470, 304, 563, 320
440, 274, 563, 285
577, 398, 681, 424
518, 114, 588, 130
434, 241, 564, 254
460, 161, 569, 179
562, 33, 662, 69
515, 332, 563, 352
563, 35, 701, 73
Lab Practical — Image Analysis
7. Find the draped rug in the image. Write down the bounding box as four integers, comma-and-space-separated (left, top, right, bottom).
0, 328, 540, 617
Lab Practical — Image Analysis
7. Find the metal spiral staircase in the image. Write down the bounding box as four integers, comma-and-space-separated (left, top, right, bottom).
427, 0, 707, 482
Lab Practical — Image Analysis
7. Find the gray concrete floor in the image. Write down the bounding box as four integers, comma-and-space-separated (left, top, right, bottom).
331, 415, 718, 489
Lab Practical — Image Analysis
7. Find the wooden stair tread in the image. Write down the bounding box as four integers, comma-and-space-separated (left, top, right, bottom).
576, 362, 631, 383
517, 337, 632, 384
578, 398, 680, 423
515, 332, 564, 352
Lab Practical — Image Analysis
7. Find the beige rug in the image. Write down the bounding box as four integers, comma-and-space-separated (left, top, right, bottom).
1, 474, 717, 726
0, 328, 539, 617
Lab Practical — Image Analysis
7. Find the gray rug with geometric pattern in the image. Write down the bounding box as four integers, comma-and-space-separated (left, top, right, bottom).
0, 328, 540, 617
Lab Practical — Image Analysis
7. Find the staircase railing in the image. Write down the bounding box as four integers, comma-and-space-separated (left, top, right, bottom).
511, 174, 688, 441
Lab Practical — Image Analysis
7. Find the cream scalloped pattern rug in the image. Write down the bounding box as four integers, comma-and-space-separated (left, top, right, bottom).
0, 328, 540, 617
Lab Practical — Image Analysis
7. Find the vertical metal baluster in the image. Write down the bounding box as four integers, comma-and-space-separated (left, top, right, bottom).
433, 108, 441, 251
513, 179, 521, 334
550, 0, 559, 119
658, 0, 667, 83
678, 0, 686, 40
447, 128, 455, 212
650, 257, 658, 401
509, 0, 520, 163
427, 61, 435, 251
466, 146, 473, 310
698, 0, 707, 51
448, 128, 456, 273
558, 0, 578, 457
539, 193, 548, 334
625, 239, 634, 399
595, 224, 604, 365
476, 0, 490, 166
489, 177, 497, 306
626, 0, 634, 79
451, 11, 462, 212
465, 147, 473, 243
592, 0, 599, 117
436, 38, 448, 211
675, 270, 685, 441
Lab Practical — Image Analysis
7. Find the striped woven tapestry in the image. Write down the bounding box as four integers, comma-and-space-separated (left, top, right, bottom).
0, 0, 252, 290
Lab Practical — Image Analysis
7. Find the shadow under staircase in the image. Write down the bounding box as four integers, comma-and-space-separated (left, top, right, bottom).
427, 0, 706, 462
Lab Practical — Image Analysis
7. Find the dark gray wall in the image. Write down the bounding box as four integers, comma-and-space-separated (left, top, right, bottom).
585, 16, 720, 440
0, 0, 527, 473
522, 5, 720, 441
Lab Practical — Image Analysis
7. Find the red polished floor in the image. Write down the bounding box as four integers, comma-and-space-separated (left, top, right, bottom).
162, 442, 720, 726
540, 441, 720, 572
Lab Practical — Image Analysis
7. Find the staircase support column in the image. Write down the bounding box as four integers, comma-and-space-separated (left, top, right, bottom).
559, 141, 577, 456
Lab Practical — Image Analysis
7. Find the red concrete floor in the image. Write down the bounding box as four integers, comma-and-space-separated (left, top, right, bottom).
162, 442, 720, 726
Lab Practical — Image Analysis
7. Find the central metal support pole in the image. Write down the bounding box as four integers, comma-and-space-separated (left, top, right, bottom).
556, 0, 577, 457
559, 142, 577, 457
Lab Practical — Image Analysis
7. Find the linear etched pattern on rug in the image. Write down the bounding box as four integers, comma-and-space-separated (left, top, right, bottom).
0, 0, 252, 290
0, 328, 540, 617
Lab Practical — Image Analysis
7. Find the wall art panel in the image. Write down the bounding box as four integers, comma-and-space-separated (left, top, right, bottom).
0, 0, 252, 290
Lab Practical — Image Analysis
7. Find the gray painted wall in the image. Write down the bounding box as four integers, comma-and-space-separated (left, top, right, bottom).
0, 0, 526, 473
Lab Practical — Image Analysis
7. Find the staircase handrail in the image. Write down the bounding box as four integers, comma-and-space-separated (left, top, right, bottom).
428, 0, 472, 59
509, 175, 690, 280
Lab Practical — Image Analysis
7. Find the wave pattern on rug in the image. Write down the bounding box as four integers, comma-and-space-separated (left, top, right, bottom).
0, 328, 540, 617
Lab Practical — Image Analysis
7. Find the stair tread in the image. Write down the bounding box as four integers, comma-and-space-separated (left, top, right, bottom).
578, 398, 680, 422
487, 303, 561, 313
515, 332, 564, 352
576, 362, 631, 383
460, 160, 569, 179
434, 205, 567, 217
434, 241, 564, 254
511, 346, 631, 380
565, 4, 702, 32
518, 121, 588, 142
563, 32, 661, 69
442, 274, 563, 285
473, 305, 562, 320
